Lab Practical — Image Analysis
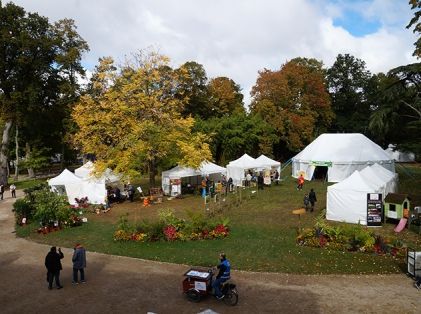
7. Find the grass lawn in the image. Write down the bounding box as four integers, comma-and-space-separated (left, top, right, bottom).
16, 164, 421, 274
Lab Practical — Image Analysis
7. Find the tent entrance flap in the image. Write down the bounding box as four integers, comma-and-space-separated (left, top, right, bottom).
313, 166, 328, 180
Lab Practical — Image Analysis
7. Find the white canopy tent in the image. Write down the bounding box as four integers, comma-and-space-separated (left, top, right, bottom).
161, 161, 227, 196
255, 155, 281, 172
48, 169, 106, 205
370, 163, 398, 195
384, 144, 415, 162
75, 161, 121, 184
326, 169, 384, 225
360, 164, 398, 197
292, 133, 395, 182
226, 154, 262, 186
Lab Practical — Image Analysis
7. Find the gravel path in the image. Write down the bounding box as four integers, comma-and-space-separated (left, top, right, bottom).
0, 190, 420, 314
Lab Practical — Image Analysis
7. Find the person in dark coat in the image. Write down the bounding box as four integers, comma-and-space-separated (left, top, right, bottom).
72, 243, 87, 284
45, 246, 64, 290
257, 173, 264, 190
128, 184, 135, 202
309, 188, 317, 212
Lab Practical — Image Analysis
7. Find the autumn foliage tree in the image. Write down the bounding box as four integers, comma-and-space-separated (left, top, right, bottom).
250, 58, 334, 152
207, 77, 245, 117
72, 51, 212, 186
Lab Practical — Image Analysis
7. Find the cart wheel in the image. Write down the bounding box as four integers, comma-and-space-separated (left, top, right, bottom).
223, 289, 238, 306
186, 289, 201, 302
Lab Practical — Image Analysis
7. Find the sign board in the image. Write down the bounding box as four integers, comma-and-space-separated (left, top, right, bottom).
310, 161, 332, 167
367, 193, 383, 226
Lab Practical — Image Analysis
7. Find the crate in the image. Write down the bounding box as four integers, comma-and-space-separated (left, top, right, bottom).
407, 248, 421, 277
182, 269, 212, 295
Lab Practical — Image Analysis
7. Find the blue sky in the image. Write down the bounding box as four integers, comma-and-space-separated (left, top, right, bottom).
333, 10, 381, 36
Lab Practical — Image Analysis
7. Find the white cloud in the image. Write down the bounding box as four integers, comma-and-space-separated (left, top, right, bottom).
10, 0, 418, 106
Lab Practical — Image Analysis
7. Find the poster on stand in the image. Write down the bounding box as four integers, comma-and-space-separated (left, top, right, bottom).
367, 193, 383, 226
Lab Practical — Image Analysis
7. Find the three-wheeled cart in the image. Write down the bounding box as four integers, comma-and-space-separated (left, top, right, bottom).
182, 268, 238, 305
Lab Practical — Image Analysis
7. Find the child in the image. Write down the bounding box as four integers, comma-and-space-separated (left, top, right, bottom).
303, 193, 310, 211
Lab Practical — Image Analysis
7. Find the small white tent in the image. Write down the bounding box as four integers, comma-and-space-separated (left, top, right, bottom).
226, 154, 261, 186
161, 161, 226, 196
327, 170, 384, 225
255, 155, 281, 172
48, 169, 105, 205
292, 133, 395, 182
75, 161, 121, 183
384, 144, 415, 162
370, 163, 398, 195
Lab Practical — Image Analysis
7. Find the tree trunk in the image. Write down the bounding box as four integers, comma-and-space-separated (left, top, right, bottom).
25, 142, 35, 178
14, 125, 19, 180
60, 141, 65, 170
148, 159, 156, 187
0, 121, 13, 186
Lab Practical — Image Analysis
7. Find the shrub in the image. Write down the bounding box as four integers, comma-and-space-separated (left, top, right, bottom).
12, 199, 35, 223
32, 188, 72, 226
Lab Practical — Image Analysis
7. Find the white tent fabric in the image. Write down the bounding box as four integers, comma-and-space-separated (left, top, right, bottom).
370, 163, 398, 195
292, 133, 395, 182
384, 144, 415, 162
226, 154, 262, 186
327, 170, 384, 225
255, 155, 281, 172
75, 161, 121, 183
48, 169, 106, 205
48, 169, 82, 185
161, 161, 226, 195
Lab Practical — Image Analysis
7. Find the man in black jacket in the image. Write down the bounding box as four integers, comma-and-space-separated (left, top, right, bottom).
309, 188, 317, 212
45, 246, 64, 290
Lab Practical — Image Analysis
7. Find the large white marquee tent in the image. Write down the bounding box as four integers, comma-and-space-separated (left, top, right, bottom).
292, 133, 395, 183
326, 164, 398, 225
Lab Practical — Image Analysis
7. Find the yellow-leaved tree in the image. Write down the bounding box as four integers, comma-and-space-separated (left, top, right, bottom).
72, 50, 211, 186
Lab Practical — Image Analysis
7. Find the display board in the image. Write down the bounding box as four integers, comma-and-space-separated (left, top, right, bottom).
367, 193, 383, 226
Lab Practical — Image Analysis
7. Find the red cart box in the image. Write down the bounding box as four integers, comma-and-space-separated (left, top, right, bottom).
182, 269, 212, 295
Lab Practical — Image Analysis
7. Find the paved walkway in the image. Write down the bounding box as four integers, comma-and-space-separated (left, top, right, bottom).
0, 190, 420, 314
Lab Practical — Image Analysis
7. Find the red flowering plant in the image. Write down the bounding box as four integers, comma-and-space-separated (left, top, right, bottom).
163, 225, 178, 241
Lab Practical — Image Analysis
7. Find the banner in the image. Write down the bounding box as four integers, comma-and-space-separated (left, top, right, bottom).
309, 161, 332, 167
367, 193, 383, 226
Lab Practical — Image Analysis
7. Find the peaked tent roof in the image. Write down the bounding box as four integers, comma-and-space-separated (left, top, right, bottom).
255, 155, 281, 168
227, 153, 261, 169
75, 161, 121, 183
293, 133, 392, 163
370, 163, 397, 181
48, 169, 83, 186
328, 170, 382, 192
200, 161, 227, 175
162, 161, 226, 179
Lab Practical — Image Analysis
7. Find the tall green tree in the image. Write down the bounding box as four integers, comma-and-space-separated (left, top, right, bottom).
176, 61, 209, 118
369, 63, 421, 159
0, 2, 88, 183
251, 57, 333, 152
194, 113, 277, 165
408, 0, 421, 58
326, 54, 372, 133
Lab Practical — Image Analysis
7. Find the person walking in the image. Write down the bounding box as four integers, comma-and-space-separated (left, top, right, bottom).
0, 184, 4, 200
309, 188, 317, 212
10, 184, 16, 198
72, 243, 87, 284
303, 193, 310, 211
45, 246, 64, 290
297, 174, 305, 190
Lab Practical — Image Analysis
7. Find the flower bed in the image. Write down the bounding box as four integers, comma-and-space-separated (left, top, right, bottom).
297, 214, 406, 258
113, 209, 230, 242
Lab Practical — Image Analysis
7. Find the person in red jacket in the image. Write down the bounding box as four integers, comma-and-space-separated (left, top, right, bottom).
297, 174, 305, 190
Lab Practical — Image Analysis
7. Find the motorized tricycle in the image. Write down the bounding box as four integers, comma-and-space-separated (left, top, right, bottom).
182, 268, 238, 306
